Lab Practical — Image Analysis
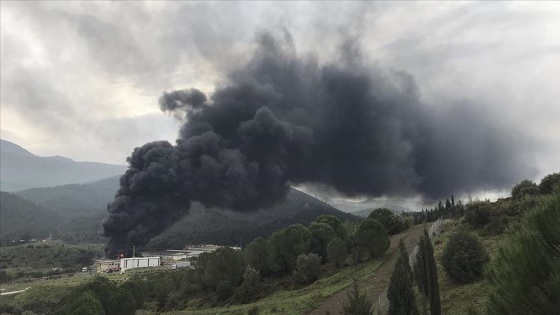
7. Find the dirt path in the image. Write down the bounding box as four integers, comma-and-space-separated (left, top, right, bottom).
309, 223, 427, 315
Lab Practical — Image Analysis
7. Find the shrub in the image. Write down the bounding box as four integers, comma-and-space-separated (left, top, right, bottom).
342, 280, 372, 315
464, 201, 491, 227
442, 231, 488, 283
538, 172, 560, 195
293, 253, 321, 284
511, 179, 539, 200
486, 192, 560, 314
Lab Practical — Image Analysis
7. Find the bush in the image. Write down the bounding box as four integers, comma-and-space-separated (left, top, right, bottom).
293, 253, 321, 284
342, 280, 372, 315
464, 201, 491, 227
538, 172, 560, 195
441, 231, 488, 283
511, 179, 539, 200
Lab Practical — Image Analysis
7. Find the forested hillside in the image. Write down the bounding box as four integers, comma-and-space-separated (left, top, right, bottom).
146, 188, 359, 249
0, 192, 62, 244
14, 176, 119, 218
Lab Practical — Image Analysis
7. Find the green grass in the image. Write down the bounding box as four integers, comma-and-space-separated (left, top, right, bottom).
172, 259, 384, 315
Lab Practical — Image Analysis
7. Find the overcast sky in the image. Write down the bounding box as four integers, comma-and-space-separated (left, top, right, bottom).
1, 1, 559, 183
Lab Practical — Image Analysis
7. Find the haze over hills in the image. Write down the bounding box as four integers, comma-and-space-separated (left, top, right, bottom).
0, 139, 127, 191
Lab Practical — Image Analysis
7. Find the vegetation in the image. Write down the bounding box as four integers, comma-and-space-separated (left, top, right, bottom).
327, 237, 348, 268
293, 253, 322, 284
414, 229, 441, 315
387, 239, 418, 315
342, 280, 373, 315
353, 219, 390, 261
367, 208, 406, 235
441, 231, 488, 283
486, 191, 560, 314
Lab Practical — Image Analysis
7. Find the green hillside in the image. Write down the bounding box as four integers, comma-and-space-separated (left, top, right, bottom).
14, 176, 119, 218
0, 192, 62, 244
146, 188, 359, 250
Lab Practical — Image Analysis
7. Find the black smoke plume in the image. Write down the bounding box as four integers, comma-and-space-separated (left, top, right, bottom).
102, 32, 534, 258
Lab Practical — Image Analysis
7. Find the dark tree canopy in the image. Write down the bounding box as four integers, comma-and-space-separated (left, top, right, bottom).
511, 179, 539, 200
538, 172, 560, 195
441, 231, 489, 283
388, 239, 418, 315
354, 219, 390, 259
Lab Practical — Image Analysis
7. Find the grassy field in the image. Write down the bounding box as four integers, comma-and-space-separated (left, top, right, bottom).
433, 220, 506, 315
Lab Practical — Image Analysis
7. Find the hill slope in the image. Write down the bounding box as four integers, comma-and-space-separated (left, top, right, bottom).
0, 192, 62, 243
146, 188, 359, 250
14, 176, 120, 217
0, 139, 126, 191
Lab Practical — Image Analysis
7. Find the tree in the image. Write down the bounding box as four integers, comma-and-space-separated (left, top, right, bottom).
120, 275, 148, 309
388, 240, 418, 315
267, 224, 311, 274
441, 231, 488, 283
244, 237, 270, 276
106, 287, 136, 315
293, 253, 322, 284
343, 279, 373, 315
511, 179, 539, 200
538, 172, 560, 195
66, 290, 105, 315
354, 219, 390, 261
316, 214, 348, 240
203, 247, 244, 294
368, 208, 405, 235
413, 230, 441, 315
464, 201, 491, 227
327, 237, 348, 268
486, 192, 560, 314
233, 266, 262, 303
309, 222, 336, 262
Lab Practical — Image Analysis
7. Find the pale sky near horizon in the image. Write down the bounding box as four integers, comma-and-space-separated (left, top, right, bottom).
2, 1, 559, 185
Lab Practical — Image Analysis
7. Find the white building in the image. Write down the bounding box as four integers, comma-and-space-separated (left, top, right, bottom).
119, 257, 161, 270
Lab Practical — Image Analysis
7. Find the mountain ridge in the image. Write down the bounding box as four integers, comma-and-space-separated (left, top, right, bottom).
0, 139, 127, 191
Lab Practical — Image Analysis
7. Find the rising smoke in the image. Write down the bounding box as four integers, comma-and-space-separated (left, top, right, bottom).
102, 32, 534, 258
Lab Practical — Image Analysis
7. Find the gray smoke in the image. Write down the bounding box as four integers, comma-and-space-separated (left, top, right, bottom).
103, 32, 534, 258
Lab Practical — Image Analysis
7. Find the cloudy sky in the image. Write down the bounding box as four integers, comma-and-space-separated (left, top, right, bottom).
1, 1, 559, 184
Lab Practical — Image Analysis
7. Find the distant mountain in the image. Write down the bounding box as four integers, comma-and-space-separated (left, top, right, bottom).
0, 139, 127, 191
14, 176, 120, 218
0, 191, 62, 243
146, 188, 360, 250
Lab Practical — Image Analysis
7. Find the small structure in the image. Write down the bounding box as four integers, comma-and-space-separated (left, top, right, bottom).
95, 260, 120, 273
119, 256, 161, 271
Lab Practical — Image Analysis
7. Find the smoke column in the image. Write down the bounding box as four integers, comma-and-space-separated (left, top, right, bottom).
102, 32, 534, 257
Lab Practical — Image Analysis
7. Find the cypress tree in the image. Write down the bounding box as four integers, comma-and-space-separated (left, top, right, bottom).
423, 229, 441, 315
388, 239, 418, 315
413, 229, 441, 315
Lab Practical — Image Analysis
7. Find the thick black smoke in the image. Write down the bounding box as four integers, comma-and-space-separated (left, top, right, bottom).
102, 33, 534, 257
